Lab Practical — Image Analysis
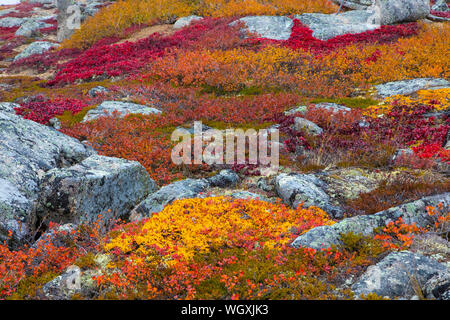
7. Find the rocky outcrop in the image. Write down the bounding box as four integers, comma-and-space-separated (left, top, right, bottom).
131, 170, 240, 219
82, 101, 162, 122
375, 78, 450, 97
331, 0, 374, 10
233, 16, 294, 41
173, 15, 203, 29
295, 10, 379, 41
293, 117, 323, 136
375, 0, 430, 25
275, 173, 344, 218
15, 19, 52, 38
432, 0, 449, 12
0, 102, 19, 114
351, 251, 448, 299
87, 86, 109, 97
0, 17, 26, 28
291, 193, 450, 250
0, 110, 94, 242
0, 110, 156, 244
13, 41, 59, 62
36, 155, 157, 226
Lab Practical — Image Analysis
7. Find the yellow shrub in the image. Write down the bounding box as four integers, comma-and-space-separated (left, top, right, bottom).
105, 197, 334, 265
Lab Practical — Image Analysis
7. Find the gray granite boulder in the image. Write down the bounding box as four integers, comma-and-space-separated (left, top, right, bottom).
131, 178, 210, 218
131, 170, 240, 218
295, 10, 379, 41
375, 78, 450, 97
37, 155, 157, 226
293, 117, 323, 136
275, 173, 343, 218
13, 41, 59, 61
291, 193, 450, 250
15, 19, 52, 38
0, 110, 94, 243
0, 102, 19, 114
87, 86, 109, 97
423, 271, 450, 300
432, 0, 449, 12
230, 191, 270, 202
313, 102, 352, 113
233, 16, 294, 41
0, 17, 26, 28
351, 251, 448, 299
82, 101, 162, 122
173, 15, 203, 29
375, 0, 430, 25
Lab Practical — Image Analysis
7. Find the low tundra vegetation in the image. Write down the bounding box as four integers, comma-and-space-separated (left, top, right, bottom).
1, 0, 449, 301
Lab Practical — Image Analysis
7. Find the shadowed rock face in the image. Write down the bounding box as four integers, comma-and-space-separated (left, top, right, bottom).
351, 251, 448, 299
0, 110, 156, 244
331, 0, 374, 10
0, 110, 94, 243
36, 155, 157, 227
291, 193, 450, 250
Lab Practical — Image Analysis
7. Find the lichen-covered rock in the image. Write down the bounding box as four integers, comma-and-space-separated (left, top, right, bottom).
207, 169, 240, 188
233, 16, 294, 41
351, 251, 448, 299
173, 15, 203, 29
37, 155, 157, 226
432, 0, 449, 12
295, 11, 379, 41
230, 191, 270, 202
0, 111, 94, 243
87, 86, 109, 97
15, 19, 52, 38
42, 265, 101, 300
275, 173, 343, 218
313, 102, 352, 113
375, 0, 430, 25
57, 0, 78, 42
13, 41, 59, 62
82, 101, 161, 122
375, 78, 449, 97
423, 271, 450, 300
0, 17, 26, 28
293, 117, 323, 136
0, 102, 19, 114
319, 168, 379, 202
291, 193, 450, 250
131, 178, 209, 219
131, 170, 241, 219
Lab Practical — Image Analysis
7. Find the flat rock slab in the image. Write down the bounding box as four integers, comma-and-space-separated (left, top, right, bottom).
233, 16, 294, 41
375, 78, 450, 97
291, 193, 450, 250
82, 101, 162, 122
295, 11, 379, 41
37, 155, 157, 226
13, 41, 59, 61
352, 251, 448, 299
